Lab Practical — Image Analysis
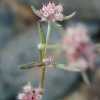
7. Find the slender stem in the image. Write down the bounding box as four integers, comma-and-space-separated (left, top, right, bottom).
40, 44, 59, 49
38, 22, 46, 89
41, 22, 51, 88
45, 21, 51, 53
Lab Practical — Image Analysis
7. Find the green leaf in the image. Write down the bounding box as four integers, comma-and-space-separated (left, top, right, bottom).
51, 22, 63, 31
31, 5, 37, 13
56, 64, 65, 69
20, 62, 35, 70
37, 23, 46, 62
38, 23, 46, 44
50, 22, 64, 38
64, 11, 76, 20
55, 63, 81, 72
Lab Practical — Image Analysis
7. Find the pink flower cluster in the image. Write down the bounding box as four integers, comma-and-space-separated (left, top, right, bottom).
36, 2, 64, 22
62, 24, 96, 71
43, 56, 55, 66
17, 82, 42, 100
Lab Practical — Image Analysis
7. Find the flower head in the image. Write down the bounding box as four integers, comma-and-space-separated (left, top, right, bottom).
36, 2, 64, 22
43, 56, 55, 66
17, 82, 42, 100
62, 24, 96, 70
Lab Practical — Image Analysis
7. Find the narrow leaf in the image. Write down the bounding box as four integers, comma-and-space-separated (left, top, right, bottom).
56, 64, 81, 72
64, 11, 76, 20
38, 22, 46, 62
20, 62, 35, 70
38, 23, 46, 44
31, 5, 37, 13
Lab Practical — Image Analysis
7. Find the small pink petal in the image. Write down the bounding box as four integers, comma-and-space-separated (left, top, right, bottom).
55, 4, 63, 12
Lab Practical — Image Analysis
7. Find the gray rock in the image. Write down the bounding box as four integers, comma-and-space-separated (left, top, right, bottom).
0, 25, 80, 100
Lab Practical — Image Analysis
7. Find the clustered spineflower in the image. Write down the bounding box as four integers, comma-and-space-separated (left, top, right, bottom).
17, 82, 42, 100
62, 24, 96, 71
17, 1, 98, 99
36, 2, 64, 22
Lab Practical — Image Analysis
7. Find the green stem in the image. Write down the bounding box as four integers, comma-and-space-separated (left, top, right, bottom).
38, 22, 51, 89
37, 43, 60, 49
41, 22, 51, 88
38, 23, 46, 89
45, 21, 51, 53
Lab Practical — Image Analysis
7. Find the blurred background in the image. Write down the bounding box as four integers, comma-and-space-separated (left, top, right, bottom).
0, 0, 100, 100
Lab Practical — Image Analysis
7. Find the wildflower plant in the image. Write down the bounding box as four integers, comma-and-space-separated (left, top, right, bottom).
17, 1, 97, 100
